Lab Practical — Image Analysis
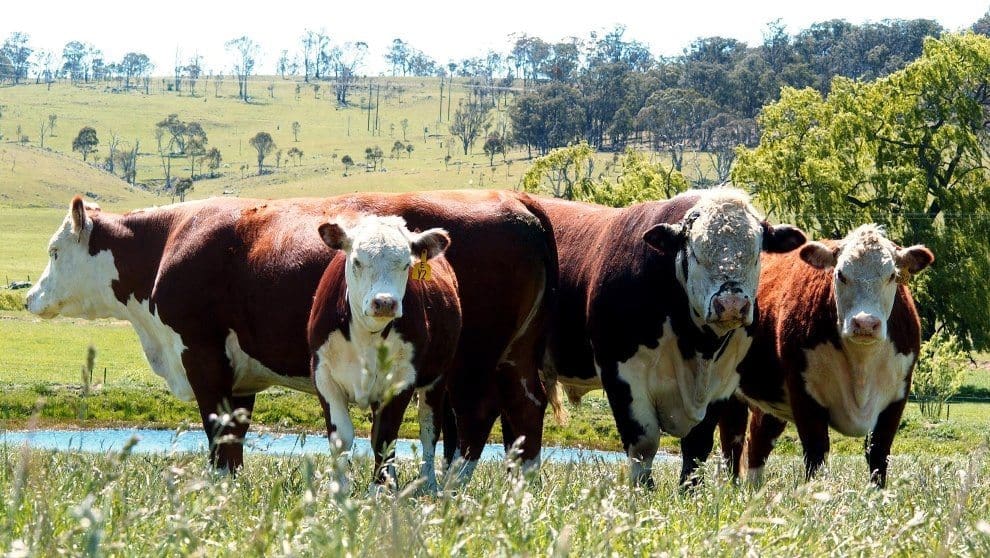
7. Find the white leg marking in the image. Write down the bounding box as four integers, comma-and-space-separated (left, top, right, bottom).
417, 390, 439, 492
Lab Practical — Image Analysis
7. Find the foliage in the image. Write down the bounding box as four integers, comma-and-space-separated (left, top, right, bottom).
733, 34, 990, 349
509, 83, 585, 156
913, 332, 969, 421
248, 132, 275, 175
71, 126, 99, 161
520, 143, 687, 207
449, 98, 490, 155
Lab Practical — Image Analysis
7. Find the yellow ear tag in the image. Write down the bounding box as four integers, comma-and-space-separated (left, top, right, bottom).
412, 250, 432, 281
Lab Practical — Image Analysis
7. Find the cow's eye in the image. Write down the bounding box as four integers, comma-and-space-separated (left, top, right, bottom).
49, 248, 58, 260
352, 259, 362, 269
403, 262, 410, 270
889, 272, 897, 283
837, 271, 847, 284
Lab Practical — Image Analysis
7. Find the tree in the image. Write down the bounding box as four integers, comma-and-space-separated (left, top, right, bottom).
328, 41, 367, 105
449, 98, 490, 155
287, 146, 303, 165
249, 132, 275, 175
734, 34, 990, 349
405, 143, 414, 158
47, 114, 57, 137
364, 145, 383, 170
120, 52, 152, 89
520, 143, 687, 206
341, 154, 354, 175
483, 132, 507, 166
174, 177, 193, 202
206, 147, 222, 178
226, 36, 259, 102
1, 32, 33, 84
61, 41, 88, 82
912, 332, 967, 421
72, 126, 99, 161
292, 121, 301, 142
635, 88, 717, 171
509, 83, 585, 156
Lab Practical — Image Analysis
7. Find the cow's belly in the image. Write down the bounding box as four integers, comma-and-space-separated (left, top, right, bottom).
802, 341, 913, 437
616, 319, 750, 438
225, 331, 316, 396
313, 328, 418, 409
124, 297, 195, 402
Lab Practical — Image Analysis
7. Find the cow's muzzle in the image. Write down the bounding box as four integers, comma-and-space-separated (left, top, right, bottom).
846, 312, 882, 344
368, 294, 400, 319
708, 282, 752, 329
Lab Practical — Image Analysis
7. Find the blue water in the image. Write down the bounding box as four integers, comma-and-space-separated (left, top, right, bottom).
0, 428, 666, 465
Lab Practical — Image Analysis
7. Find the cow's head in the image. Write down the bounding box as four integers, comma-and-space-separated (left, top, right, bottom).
25, 196, 118, 319
643, 188, 805, 336
318, 215, 450, 332
799, 224, 933, 345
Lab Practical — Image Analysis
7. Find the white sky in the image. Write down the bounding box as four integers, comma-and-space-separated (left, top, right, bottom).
3, 0, 988, 76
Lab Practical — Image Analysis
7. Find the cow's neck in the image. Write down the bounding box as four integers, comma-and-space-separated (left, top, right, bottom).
89, 209, 178, 315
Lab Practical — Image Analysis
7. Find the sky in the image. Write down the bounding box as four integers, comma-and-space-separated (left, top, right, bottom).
3, 0, 988, 76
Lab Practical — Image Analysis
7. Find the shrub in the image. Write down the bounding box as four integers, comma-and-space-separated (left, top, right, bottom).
912, 332, 968, 421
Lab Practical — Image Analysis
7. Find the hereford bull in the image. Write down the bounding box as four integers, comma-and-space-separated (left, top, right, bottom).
683, 224, 933, 487
538, 188, 806, 486
308, 215, 459, 492
25, 190, 556, 478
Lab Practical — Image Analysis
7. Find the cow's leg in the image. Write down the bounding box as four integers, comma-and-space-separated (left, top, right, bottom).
182, 343, 247, 472
440, 394, 459, 469
717, 395, 750, 480
679, 400, 726, 487
417, 385, 445, 492
602, 369, 659, 487
316, 379, 355, 462
448, 368, 499, 484
743, 408, 787, 485
865, 398, 907, 488
496, 364, 548, 475
369, 388, 415, 492
790, 405, 830, 482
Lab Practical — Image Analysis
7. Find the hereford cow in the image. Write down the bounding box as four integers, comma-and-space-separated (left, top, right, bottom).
538, 188, 806, 486
308, 215, 459, 492
25, 191, 556, 478
683, 224, 933, 487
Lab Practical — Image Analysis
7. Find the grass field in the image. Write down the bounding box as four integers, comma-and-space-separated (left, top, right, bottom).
2, 75, 989, 555
1, 444, 988, 556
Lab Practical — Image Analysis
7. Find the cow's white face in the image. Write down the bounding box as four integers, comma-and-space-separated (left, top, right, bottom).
644, 188, 805, 336
800, 224, 933, 345
25, 197, 119, 319
319, 215, 450, 333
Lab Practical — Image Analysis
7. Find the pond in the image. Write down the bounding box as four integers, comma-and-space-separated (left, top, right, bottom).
0, 428, 674, 465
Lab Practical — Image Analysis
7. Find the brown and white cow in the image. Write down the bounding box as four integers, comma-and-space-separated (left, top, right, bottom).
25, 191, 556, 478
538, 187, 806, 486
683, 224, 934, 487
308, 215, 460, 492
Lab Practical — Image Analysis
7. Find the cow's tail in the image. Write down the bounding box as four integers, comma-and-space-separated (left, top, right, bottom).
516, 192, 568, 426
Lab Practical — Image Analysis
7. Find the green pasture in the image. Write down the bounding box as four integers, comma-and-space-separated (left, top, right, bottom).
1, 444, 988, 556
0, 77, 526, 205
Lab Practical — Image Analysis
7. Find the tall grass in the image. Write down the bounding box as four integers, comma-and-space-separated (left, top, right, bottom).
1, 440, 988, 556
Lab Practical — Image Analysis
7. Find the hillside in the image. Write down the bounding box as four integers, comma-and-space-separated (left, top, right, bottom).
0, 78, 521, 210
0, 143, 160, 209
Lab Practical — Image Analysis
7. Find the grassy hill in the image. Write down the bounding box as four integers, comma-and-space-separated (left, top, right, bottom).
0, 77, 519, 208
0, 143, 159, 209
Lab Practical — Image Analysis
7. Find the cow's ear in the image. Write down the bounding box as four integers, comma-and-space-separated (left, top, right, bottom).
409, 228, 450, 260
318, 222, 351, 251
799, 241, 839, 269
762, 222, 806, 253
895, 245, 934, 277
643, 223, 684, 255
70, 195, 90, 235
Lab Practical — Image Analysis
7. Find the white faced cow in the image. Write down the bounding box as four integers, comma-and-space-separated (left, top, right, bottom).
693, 224, 934, 487
308, 215, 460, 492
538, 187, 806, 486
